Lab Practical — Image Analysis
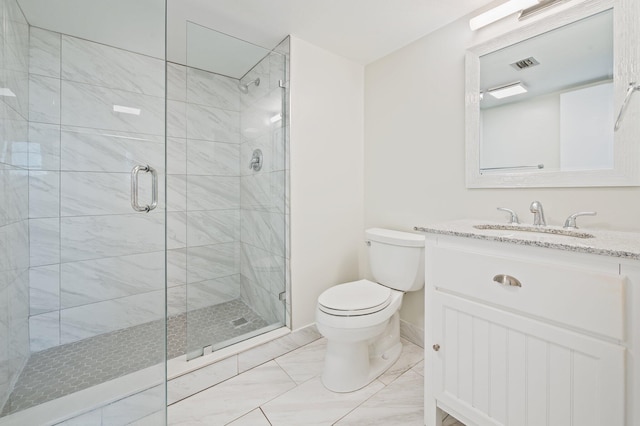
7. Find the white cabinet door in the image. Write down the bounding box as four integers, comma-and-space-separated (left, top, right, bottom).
432, 292, 625, 426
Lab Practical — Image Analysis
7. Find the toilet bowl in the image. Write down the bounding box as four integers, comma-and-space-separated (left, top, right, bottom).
315, 228, 425, 393
316, 279, 404, 392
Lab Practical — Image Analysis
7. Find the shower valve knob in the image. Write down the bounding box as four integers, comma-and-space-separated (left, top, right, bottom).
249, 149, 263, 171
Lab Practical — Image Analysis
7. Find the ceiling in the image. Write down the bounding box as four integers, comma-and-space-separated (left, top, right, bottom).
18, 0, 493, 68
167, 0, 493, 65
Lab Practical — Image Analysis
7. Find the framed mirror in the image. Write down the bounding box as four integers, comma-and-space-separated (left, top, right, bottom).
465, 0, 640, 188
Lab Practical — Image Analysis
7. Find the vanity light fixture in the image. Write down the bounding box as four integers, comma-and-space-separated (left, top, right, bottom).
486, 81, 528, 99
0, 88, 16, 97
469, 0, 538, 31
519, 0, 565, 20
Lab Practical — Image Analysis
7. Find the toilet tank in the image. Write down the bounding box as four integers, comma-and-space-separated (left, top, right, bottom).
365, 228, 425, 292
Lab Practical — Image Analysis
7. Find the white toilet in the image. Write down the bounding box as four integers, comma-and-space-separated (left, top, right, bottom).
315, 228, 425, 392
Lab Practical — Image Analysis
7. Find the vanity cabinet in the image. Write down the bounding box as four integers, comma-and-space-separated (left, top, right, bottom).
424, 235, 639, 426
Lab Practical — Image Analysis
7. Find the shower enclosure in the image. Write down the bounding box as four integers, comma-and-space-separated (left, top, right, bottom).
0, 0, 169, 423
0, 0, 289, 423
172, 22, 288, 360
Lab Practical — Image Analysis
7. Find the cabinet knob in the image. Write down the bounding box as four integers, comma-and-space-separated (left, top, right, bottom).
432, 344, 440, 351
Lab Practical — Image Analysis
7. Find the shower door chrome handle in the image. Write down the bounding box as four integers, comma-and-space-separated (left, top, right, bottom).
148, 165, 158, 211
131, 165, 158, 213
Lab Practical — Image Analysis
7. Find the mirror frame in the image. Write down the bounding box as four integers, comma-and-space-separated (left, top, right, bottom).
465, 0, 640, 188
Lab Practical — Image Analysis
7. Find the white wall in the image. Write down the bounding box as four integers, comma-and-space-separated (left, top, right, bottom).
289, 37, 364, 329
363, 14, 640, 330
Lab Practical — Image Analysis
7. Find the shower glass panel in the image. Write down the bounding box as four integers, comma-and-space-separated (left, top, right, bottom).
174, 23, 287, 360
0, 0, 167, 424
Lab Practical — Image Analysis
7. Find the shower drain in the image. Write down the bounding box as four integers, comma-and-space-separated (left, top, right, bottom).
231, 317, 248, 327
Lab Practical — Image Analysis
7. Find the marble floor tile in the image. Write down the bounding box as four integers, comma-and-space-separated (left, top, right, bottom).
274, 337, 326, 384
225, 408, 271, 426
101, 385, 164, 425
288, 324, 322, 347
412, 359, 425, 377
168, 329, 467, 426
237, 331, 319, 374
261, 376, 385, 426
168, 361, 295, 426
273, 337, 424, 388
167, 356, 237, 405
378, 339, 424, 385
334, 369, 424, 426
443, 414, 467, 426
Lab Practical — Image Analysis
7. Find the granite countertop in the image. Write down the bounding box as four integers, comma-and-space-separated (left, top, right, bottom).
414, 219, 640, 260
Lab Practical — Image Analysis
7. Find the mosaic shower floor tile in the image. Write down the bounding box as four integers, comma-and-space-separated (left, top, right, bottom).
1, 299, 268, 416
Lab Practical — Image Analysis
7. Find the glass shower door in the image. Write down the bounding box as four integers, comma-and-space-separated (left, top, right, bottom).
173, 23, 287, 360
0, 0, 168, 423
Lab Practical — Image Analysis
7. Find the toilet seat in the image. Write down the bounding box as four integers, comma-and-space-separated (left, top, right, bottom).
318, 279, 392, 316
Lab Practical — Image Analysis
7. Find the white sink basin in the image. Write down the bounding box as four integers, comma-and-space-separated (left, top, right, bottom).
473, 224, 595, 239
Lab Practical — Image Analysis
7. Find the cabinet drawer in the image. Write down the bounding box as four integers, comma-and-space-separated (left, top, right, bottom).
430, 247, 625, 340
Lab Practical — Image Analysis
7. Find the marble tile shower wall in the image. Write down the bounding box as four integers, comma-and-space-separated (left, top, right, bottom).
165, 37, 290, 344
238, 39, 289, 327
0, 0, 30, 409
27, 28, 166, 352
165, 63, 243, 330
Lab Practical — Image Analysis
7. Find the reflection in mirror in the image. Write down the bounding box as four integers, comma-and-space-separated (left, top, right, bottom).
479, 9, 613, 174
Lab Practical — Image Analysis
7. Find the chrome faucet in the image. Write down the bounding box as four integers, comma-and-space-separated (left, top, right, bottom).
529, 201, 546, 226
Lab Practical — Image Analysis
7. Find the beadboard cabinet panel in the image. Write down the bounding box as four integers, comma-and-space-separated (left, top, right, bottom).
424, 234, 637, 426
432, 293, 624, 426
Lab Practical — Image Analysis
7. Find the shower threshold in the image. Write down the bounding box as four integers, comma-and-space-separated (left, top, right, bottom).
0, 299, 283, 423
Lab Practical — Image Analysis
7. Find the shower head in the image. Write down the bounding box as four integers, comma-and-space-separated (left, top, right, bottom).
239, 78, 260, 94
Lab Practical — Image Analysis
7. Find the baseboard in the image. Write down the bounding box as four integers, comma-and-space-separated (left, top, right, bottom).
400, 319, 424, 348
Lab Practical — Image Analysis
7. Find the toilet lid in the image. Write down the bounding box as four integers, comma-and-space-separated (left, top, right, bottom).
318, 279, 392, 316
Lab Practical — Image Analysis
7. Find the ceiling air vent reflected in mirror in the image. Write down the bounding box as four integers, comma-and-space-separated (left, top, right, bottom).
510, 57, 540, 70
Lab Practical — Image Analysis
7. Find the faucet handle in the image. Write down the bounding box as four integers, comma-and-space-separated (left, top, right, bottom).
563, 211, 597, 230
497, 207, 520, 224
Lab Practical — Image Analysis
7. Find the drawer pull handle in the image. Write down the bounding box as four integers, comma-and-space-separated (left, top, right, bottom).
493, 274, 522, 287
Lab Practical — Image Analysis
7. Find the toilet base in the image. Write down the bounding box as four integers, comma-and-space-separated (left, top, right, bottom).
321, 340, 402, 393
320, 312, 402, 393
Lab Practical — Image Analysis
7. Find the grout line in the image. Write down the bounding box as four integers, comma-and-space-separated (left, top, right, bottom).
272, 358, 298, 385
259, 407, 273, 426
